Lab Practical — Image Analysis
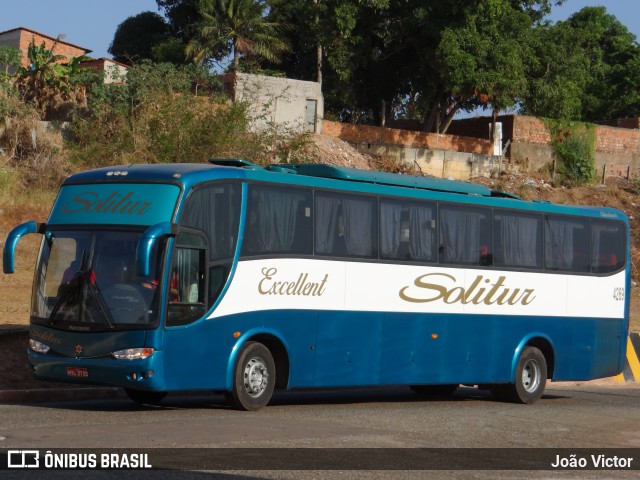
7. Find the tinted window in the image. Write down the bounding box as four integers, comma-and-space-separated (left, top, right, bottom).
544, 215, 589, 272
315, 192, 377, 258
181, 183, 240, 261
494, 211, 542, 269
380, 199, 436, 262
591, 219, 625, 273
439, 205, 492, 265
243, 185, 312, 256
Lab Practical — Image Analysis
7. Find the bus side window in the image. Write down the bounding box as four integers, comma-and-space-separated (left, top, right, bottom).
167, 246, 205, 327
544, 216, 589, 272
493, 211, 542, 269
315, 192, 377, 258
242, 184, 312, 256
439, 205, 491, 266
380, 199, 436, 262
591, 219, 625, 273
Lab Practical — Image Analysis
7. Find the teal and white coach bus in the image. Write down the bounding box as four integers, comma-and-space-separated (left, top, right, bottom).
3, 160, 630, 410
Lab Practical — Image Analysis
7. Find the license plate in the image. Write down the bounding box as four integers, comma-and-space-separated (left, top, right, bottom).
66, 367, 88, 378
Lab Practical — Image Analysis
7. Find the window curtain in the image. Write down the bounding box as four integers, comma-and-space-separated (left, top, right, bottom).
342, 197, 374, 256
440, 208, 481, 263
315, 195, 341, 254
545, 218, 573, 269
255, 188, 304, 252
409, 205, 434, 260
380, 202, 402, 258
500, 215, 539, 267
181, 185, 239, 260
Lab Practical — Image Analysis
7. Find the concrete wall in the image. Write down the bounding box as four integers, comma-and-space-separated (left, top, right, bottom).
234, 73, 324, 133
323, 120, 498, 180
80, 58, 128, 84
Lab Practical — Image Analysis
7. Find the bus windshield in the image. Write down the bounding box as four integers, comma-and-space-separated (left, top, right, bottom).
31, 229, 164, 331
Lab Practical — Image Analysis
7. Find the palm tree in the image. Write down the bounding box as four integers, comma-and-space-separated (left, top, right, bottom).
187, 0, 288, 71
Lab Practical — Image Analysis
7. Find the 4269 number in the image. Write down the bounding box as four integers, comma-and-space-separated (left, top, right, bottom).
613, 287, 625, 302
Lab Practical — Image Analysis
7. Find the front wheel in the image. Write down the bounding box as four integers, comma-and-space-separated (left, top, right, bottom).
495, 346, 547, 404
226, 342, 275, 411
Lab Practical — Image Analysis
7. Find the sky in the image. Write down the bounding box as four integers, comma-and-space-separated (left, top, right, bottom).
1, 1, 640, 60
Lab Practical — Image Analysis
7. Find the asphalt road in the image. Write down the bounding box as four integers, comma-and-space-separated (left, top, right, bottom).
1, 384, 639, 479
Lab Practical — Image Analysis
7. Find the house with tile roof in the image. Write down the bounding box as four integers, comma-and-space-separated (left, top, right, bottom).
0, 27, 92, 71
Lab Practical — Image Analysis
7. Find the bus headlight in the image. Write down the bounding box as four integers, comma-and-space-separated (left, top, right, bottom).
112, 348, 155, 360
29, 339, 50, 354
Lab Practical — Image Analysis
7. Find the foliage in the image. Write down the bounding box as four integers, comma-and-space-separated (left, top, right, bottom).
521, 21, 588, 120
109, 11, 174, 65
136, 2, 640, 129
436, 2, 535, 130
544, 118, 596, 185
69, 61, 312, 167
157, 0, 203, 41
14, 39, 99, 120
567, 7, 640, 122
186, 0, 289, 70
267, 0, 559, 131
523, 6, 640, 122
0, 46, 21, 77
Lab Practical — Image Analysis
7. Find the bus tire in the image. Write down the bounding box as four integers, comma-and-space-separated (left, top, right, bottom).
499, 346, 547, 404
410, 384, 458, 396
125, 388, 167, 406
227, 341, 275, 411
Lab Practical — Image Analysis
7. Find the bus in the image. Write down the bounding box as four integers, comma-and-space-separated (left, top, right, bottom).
3, 160, 630, 410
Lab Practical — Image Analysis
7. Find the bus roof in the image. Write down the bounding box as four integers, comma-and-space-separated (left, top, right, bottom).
62, 161, 493, 196
60, 161, 627, 222
269, 163, 493, 196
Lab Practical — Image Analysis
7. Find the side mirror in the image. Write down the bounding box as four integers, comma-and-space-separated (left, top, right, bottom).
3, 221, 43, 274
136, 222, 177, 276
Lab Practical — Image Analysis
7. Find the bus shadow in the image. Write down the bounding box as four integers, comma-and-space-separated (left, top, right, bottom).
36, 385, 569, 412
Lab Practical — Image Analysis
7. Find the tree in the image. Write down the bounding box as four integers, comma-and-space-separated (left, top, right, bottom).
266, 0, 561, 132
0, 46, 22, 77
568, 7, 640, 122
15, 39, 95, 119
109, 11, 173, 64
186, 0, 289, 70
522, 6, 640, 122
157, 0, 203, 41
435, 2, 535, 133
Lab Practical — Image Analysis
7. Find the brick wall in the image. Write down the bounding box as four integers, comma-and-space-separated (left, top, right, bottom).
17, 31, 89, 66
509, 115, 640, 177
0, 29, 90, 68
323, 120, 492, 155
325, 116, 640, 179
511, 115, 640, 156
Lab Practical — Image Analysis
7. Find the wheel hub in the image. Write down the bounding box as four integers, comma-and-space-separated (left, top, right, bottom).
521, 358, 541, 393
244, 357, 269, 397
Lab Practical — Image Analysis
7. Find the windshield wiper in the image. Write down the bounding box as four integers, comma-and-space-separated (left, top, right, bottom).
85, 276, 115, 329
49, 272, 83, 325
48, 270, 114, 329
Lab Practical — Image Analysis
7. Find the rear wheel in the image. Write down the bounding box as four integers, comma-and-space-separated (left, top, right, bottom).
226, 342, 275, 411
125, 388, 167, 405
494, 346, 547, 404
